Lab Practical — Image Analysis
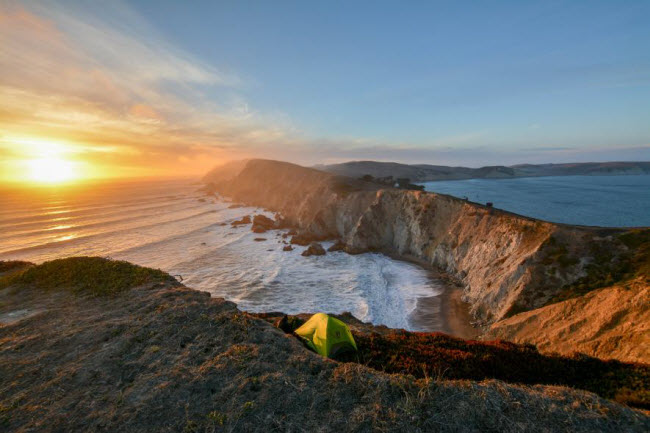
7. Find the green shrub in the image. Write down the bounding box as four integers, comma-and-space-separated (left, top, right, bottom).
0, 261, 33, 290
330, 178, 360, 197
0, 261, 32, 274
206, 411, 226, 425
619, 229, 650, 277
546, 229, 650, 305
2, 257, 174, 296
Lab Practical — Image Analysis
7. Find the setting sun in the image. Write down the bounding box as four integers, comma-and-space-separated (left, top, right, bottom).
0, 136, 105, 185
26, 157, 79, 184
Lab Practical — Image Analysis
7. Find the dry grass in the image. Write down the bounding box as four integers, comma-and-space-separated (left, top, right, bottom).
0, 258, 648, 432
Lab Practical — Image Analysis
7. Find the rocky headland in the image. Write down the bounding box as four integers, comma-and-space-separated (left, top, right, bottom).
205, 159, 650, 363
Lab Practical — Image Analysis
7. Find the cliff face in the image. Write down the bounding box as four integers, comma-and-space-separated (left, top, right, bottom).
208, 159, 632, 325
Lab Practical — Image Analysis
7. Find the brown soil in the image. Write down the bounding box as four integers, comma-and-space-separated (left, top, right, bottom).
1, 260, 649, 432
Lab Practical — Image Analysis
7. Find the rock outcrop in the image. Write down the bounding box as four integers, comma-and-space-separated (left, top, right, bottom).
251, 214, 276, 233
327, 240, 346, 252
301, 242, 326, 257
231, 215, 251, 226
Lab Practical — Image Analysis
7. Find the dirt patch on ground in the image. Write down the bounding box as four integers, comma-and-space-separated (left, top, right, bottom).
1, 258, 649, 432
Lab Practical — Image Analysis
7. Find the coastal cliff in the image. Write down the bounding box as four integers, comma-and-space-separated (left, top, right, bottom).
206, 159, 635, 325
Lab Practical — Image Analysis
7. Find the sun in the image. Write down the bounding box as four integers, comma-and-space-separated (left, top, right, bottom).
27, 157, 80, 184
2, 136, 89, 185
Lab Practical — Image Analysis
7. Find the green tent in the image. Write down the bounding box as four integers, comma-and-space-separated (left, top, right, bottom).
294, 313, 358, 358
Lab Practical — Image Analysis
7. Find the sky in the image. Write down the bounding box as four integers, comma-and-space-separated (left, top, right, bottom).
1, 0, 649, 182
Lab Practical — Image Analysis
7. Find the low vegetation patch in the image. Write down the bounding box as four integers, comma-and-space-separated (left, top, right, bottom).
0, 261, 32, 274
548, 229, 650, 304
349, 330, 649, 409
329, 177, 363, 197
0, 257, 175, 296
260, 313, 650, 410
0, 261, 33, 290
619, 229, 650, 280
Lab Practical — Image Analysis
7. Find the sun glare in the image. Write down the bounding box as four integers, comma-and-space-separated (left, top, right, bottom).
27, 157, 79, 184
2, 136, 92, 185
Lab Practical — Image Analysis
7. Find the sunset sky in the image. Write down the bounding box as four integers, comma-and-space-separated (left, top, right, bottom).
1, 0, 649, 183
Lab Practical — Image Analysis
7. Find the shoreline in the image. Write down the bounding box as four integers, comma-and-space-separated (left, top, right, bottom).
385, 251, 478, 338
439, 283, 480, 339
407, 268, 479, 339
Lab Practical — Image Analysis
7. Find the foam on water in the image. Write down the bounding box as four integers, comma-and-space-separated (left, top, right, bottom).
0, 180, 443, 331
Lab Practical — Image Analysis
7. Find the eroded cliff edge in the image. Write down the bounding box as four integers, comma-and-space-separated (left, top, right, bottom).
205, 159, 649, 361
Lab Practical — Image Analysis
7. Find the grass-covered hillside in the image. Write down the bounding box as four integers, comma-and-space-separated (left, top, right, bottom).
487, 230, 650, 363
0, 256, 176, 296
0, 257, 648, 432
547, 228, 650, 305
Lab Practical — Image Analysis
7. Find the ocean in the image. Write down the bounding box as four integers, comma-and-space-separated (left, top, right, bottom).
0, 179, 443, 331
421, 174, 650, 227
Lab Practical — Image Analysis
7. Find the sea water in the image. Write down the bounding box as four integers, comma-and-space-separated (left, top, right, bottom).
0, 179, 442, 331
421, 175, 650, 227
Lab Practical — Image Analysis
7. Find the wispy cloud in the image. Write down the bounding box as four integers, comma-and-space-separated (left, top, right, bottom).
2, 1, 648, 178
0, 0, 296, 177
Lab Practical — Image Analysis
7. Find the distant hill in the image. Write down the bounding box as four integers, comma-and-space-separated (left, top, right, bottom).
316, 161, 650, 182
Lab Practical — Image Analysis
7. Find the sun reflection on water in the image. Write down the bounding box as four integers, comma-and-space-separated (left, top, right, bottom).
47, 225, 74, 231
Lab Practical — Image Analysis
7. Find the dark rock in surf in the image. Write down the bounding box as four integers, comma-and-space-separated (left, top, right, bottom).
327, 240, 346, 252
231, 215, 251, 226
301, 242, 326, 257
251, 214, 276, 233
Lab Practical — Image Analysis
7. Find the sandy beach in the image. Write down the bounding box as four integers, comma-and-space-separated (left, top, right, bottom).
408, 270, 478, 339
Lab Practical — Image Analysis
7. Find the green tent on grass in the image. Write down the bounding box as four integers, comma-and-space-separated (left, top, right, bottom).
294, 313, 358, 358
